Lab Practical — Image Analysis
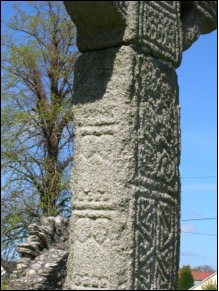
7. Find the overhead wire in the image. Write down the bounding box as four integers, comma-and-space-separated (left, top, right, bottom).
181, 217, 217, 221
181, 217, 217, 237
181, 231, 217, 237
181, 176, 216, 178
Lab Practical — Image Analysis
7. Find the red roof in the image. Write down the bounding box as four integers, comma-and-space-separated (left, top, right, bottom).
191, 271, 214, 281
178, 271, 215, 282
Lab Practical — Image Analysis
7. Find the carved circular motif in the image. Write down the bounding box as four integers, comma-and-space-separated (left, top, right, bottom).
93, 219, 109, 244
76, 218, 92, 243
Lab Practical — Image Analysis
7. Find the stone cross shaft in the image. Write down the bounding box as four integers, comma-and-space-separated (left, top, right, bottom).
63, 1, 216, 290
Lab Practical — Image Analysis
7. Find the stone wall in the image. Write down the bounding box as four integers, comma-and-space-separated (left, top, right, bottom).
5, 216, 69, 290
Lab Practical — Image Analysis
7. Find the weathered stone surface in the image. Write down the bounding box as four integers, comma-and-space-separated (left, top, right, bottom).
16, 244, 40, 258
64, 45, 180, 290
63, 1, 217, 290
16, 215, 69, 261
6, 248, 69, 290
181, 1, 217, 50
64, 1, 182, 67
6, 216, 70, 290
64, 1, 217, 68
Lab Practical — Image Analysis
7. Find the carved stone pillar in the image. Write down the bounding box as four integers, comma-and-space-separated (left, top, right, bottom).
63, 2, 216, 290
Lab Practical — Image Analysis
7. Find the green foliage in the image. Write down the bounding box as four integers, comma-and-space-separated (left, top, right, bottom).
1, 282, 7, 290
202, 282, 217, 290
1, 1, 78, 261
1, 276, 9, 290
192, 265, 216, 272
177, 265, 194, 290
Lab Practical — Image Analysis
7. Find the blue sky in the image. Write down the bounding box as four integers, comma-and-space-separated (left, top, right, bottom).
1, 2, 217, 270
177, 31, 217, 269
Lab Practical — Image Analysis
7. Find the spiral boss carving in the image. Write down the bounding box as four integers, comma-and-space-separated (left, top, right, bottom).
63, 1, 217, 290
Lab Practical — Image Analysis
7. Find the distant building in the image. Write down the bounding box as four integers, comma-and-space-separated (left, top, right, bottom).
189, 272, 217, 290
192, 271, 215, 285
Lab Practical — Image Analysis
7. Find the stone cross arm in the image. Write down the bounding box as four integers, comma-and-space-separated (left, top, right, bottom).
64, 1, 217, 68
